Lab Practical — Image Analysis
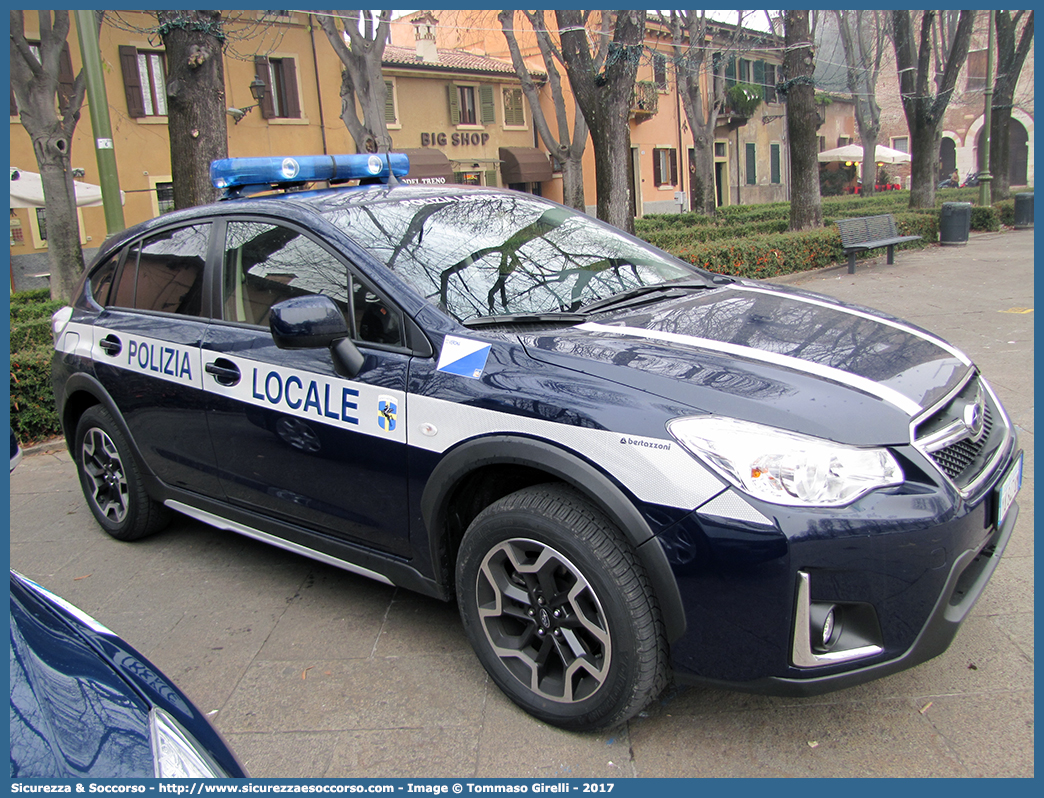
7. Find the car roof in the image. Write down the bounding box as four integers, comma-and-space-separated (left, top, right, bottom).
87, 182, 551, 269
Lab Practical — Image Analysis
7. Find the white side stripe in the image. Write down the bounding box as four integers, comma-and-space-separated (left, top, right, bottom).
577, 322, 923, 416
730, 285, 972, 366
409, 394, 725, 511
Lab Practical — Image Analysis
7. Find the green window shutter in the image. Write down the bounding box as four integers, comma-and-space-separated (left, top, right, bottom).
385, 81, 396, 124
725, 56, 736, 87
479, 84, 495, 124
753, 61, 766, 101
448, 84, 460, 125
504, 88, 524, 126
485, 169, 498, 187
770, 144, 781, 184
746, 143, 756, 185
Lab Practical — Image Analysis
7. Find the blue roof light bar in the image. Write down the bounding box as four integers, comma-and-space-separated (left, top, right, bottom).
210, 153, 411, 198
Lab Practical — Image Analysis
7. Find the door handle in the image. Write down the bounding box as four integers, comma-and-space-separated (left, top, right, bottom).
98, 335, 122, 357
205, 359, 241, 386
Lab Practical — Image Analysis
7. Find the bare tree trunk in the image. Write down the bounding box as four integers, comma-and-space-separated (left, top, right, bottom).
783, 10, 822, 230
892, 10, 975, 208
317, 11, 392, 154
499, 10, 588, 211
557, 10, 645, 232
834, 10, 885, 199
157, 11, 227, 209
990, 11, 1034, 198
10, 10, 90, 301
668, 11, 730, 216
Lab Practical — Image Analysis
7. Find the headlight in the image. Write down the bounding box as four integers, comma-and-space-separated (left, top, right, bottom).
667, 416, 903, 507
150, 708, 228, 778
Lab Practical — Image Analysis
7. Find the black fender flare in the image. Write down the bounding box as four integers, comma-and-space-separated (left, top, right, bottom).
57, 372, 159, 483
421, 434, 687, 643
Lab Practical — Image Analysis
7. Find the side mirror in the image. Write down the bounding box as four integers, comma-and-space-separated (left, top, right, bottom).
269, 295, 350, 349
269, 295, 364, 378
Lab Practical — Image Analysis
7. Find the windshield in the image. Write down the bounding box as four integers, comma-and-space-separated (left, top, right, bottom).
321, 192, 698, 323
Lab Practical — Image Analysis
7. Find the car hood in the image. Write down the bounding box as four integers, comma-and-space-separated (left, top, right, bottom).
519, 282, 972, 446
9, 573, 154, 778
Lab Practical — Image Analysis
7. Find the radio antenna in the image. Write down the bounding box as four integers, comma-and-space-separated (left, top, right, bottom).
384, 151, 399, 187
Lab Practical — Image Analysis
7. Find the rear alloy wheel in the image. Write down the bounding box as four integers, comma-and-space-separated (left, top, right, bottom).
457, 484, 668, 730
75, 406, 170, 541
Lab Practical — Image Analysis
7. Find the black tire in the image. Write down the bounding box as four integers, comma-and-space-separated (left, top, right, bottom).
74, 406, 170, 541
456, 483, 668, 730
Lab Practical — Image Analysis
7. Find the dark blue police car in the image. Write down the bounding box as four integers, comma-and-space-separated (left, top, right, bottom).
51, 153, 1022, 730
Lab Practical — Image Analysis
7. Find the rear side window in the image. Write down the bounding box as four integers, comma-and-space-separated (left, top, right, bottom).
111, 224, 211, 316
87, 252, 120, 306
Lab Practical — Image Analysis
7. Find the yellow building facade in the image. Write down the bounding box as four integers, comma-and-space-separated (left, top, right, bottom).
10, 10, 547, 267
391, 11, 791, 216
11, 11, 794, 276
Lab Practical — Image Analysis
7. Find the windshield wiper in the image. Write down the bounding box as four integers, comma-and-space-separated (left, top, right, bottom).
461, 311, 587, 329
578, 276, 727, 315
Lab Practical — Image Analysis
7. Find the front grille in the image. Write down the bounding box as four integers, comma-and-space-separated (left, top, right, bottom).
930, 402, 993, 480
913, 375, 1009, 494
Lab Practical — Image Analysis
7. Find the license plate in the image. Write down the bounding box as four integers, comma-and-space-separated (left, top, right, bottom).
997, 452, 1023, 527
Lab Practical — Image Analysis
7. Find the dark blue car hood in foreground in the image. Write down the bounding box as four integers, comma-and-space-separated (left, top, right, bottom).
520, 282, 972, 446
9, 572, 245, 778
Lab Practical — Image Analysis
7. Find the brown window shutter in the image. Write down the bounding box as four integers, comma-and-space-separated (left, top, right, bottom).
255, 56, 275, 118
653, 150, 662, 186
119, 45, 146, 118
669, 149, 678, 185
281, 58, 300, 118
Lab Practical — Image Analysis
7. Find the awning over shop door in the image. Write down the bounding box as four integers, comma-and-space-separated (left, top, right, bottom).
397, 149, 453, 184
499, 147, 552, 184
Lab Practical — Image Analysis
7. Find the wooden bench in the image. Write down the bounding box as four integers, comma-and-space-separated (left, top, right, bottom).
835, 214, 922, 274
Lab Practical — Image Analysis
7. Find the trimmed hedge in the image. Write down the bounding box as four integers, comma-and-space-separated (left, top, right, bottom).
993, 199, 1015, 227
10, 289, 64, 444
664, 211, 937, 280
636, 190, 1022, 281
970, 204, 1001, 232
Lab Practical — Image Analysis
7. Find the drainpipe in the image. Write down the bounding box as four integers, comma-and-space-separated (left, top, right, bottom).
735, 126, 741, 205
309, 14, 329, 155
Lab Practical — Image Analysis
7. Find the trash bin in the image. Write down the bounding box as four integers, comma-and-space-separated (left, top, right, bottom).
939, 201, 972, 246
1014, 192, 1033, 229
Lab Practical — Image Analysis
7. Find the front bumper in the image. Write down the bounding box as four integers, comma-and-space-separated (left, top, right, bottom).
658, 440, 1022, 694
677, 499, 1017, 696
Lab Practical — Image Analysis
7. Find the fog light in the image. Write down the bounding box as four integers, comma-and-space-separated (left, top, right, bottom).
821, 607, 835, 646
809, 603, 842, 652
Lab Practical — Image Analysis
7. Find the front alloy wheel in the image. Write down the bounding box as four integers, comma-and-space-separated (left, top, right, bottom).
477, 538, 611, 704
458, 484, 668, 730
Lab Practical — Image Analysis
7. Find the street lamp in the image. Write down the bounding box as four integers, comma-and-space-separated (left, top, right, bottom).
227, 77, 267, 124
